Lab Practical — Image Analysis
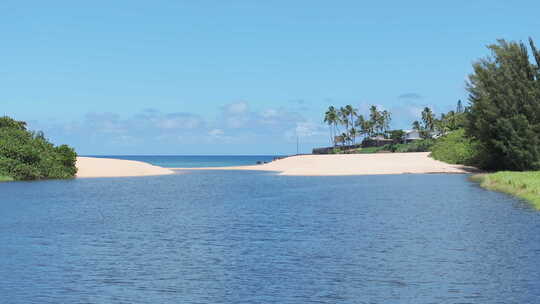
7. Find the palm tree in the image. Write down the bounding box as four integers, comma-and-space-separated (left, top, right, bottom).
339, 132, 351, 146
435, 111, 453, 135
324, 106, 339, 146
355, 114, 368, 140
349, 127, 358, 144
344, 105, 358, 144
345, 105, 358, 127
369, 105, 382, 136
421, 107, 435, 133
381, 110, 391, 137
338, 107, 351, 144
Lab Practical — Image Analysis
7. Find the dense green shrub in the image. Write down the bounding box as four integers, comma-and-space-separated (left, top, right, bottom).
358, 146, 384, 153
0, 116, 77, 180
466, 39, 540, 170
392, 139, 435, 153
430, 129, 479, 166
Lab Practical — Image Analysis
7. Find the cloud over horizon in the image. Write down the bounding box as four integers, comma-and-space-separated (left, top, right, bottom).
27, 101, 328, 154
24, 97, 458, 154
398, 93, 423, 100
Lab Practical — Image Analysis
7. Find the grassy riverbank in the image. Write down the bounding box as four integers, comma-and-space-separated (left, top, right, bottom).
471, 172, 540, 209
0, 175, 14, 182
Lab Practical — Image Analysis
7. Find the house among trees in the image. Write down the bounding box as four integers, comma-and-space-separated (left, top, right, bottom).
403, 130, 421, 143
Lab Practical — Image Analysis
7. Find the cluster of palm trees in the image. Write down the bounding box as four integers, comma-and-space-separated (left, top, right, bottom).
324, 105, 392, 146
412, 107, 435, 138
413, 101, 466, 139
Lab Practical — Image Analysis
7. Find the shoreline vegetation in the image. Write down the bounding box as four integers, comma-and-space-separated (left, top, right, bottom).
471, 172, 540, 209
0, 116, 77, 181
314, 38, 540, 208
455, 38, 540, 208
0, 175, 14, 182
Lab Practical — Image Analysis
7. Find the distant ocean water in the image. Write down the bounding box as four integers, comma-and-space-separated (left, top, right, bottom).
84, 155, 285, 168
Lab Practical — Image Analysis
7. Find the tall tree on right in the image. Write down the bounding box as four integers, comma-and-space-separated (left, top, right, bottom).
466, 38, 540, 170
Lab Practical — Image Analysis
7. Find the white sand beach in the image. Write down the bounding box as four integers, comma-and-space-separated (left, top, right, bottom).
173, 152, 477, 176
76, 153, 476, 178
76, 157, 175, 178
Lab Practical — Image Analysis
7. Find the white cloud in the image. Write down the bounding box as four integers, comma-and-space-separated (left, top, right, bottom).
208, 128, 224, 136
223, 101, 249, 114
285, 121, 326, 143
261, 108, 278, 118
155, 113, 204, 130
27, 101, 329, 154
398, 93, 423, 100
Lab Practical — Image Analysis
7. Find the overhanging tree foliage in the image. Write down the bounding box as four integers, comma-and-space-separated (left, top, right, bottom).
0, 116, 78, 180
466, 38, 540, 170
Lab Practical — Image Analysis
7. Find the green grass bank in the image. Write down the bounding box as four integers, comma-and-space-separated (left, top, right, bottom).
471, 172, 540, 209
0, 175, 14, 182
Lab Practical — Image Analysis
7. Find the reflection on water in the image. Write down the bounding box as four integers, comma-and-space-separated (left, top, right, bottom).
1, 172, 540, 303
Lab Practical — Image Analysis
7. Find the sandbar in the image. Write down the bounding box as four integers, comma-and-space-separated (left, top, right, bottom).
76, 157, 175, 178
173, 152, 477, 176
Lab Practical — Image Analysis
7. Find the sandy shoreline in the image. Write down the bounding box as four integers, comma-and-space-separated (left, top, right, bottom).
76, 153, 477, 178
76, 157, 175, 178
173, 152, 477, 176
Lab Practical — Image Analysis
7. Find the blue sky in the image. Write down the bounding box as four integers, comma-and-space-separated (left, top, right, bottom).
2, 1, 539, 154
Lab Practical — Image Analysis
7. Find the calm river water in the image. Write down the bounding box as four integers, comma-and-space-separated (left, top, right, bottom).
1, 172, 540, 303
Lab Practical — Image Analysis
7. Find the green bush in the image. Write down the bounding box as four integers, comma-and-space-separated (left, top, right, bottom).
348, 139, 435, 154
0, 116, 77, 180
430, 129, 479, 166
358, 146, 384, 153
390, 139, 435, 153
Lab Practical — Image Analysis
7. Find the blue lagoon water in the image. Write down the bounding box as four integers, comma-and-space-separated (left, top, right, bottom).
1, 172, 540, 303
85, 155, 283, 168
